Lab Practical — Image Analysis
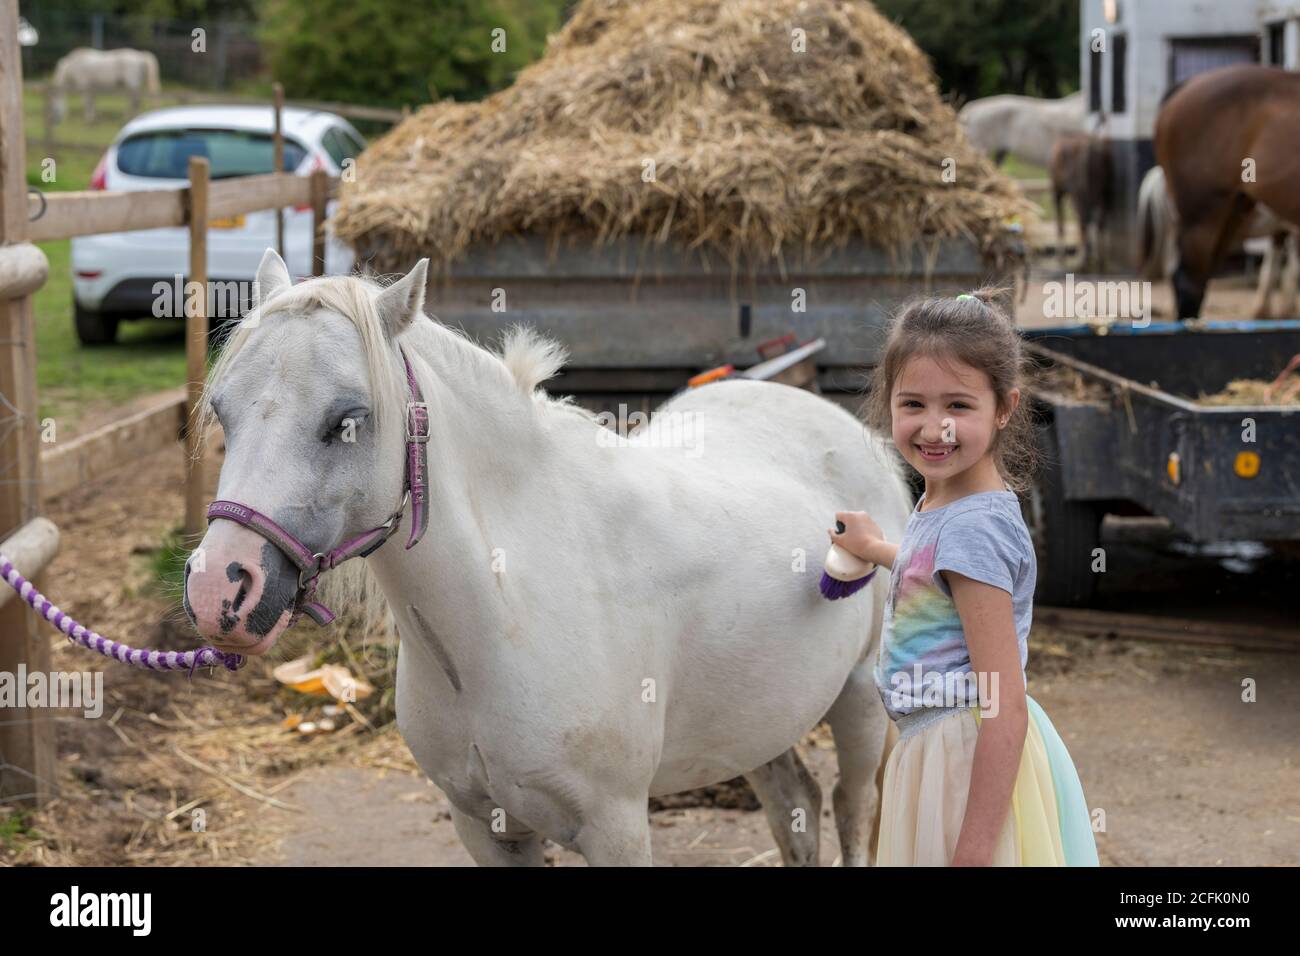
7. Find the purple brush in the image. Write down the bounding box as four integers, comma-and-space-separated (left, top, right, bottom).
820, 520, 879, 600
819, 569, 877, 600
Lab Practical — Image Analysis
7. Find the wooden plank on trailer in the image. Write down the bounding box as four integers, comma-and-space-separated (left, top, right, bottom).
1036, 606, 1300, 653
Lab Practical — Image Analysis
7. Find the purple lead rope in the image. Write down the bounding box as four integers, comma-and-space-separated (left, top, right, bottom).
0, 553, 243, 674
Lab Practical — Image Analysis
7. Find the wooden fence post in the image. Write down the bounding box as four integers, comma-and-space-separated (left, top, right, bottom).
183, 157, 210, 540
0, 0, 55, 807
310, 168, 328, 277
273, 82, 284, 260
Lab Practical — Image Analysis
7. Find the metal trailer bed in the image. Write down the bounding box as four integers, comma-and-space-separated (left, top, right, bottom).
425, 233, 1006, 414
1020, 319, 1300, 606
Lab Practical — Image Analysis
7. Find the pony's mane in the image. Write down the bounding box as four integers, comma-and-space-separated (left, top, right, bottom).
195, 272, 601, 449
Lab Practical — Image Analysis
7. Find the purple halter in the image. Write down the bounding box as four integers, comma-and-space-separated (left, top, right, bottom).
205, 347, 430, 627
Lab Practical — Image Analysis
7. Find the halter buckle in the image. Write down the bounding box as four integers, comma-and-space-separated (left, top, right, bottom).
407, 401, 429, 442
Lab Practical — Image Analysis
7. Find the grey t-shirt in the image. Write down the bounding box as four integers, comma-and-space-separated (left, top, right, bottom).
872, 487, 1037, 721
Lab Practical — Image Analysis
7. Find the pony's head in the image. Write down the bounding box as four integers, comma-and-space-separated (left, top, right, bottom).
182, 250, 427, 655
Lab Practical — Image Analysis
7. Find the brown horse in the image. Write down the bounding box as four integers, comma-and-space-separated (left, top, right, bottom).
1049, 132, 1113, 272
1155, 64, 1300, 319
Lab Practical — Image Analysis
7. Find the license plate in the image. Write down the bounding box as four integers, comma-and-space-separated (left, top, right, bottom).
209, 215, 245, 229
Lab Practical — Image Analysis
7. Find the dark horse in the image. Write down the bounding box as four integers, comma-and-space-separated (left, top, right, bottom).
1155, 64, 1300, 319
1049, 132, 1113, 272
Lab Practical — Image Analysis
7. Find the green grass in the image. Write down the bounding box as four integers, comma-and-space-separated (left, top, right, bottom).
32, 239, 187, 428
24, 87, 121, 191
23, 82, 273, 190
148, 525, 192, 601
0, 808, 39, 851
992, 155, 1073, 223
23, 83, 212, 427
999, 155, 1049, 182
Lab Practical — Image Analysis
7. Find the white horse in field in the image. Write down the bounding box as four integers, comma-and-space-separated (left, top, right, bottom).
182, 249, 913, 866
1137, 164, 1299, 320
50, 47, 161, 124
959, 91, 1087, 168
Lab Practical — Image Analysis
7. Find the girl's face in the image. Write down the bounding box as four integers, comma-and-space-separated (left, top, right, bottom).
890, 353, 1010, 481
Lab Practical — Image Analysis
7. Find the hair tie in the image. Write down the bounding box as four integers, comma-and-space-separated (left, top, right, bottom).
956, 294, 977, 302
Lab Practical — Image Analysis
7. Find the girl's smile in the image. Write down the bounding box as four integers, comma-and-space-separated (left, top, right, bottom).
916, 443, 958, 462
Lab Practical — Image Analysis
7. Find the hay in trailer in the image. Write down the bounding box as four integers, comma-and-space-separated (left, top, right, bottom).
333, 0, 1034, 276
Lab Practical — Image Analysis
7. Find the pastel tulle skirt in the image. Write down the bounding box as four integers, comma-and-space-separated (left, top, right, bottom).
875, 695, 1099, 866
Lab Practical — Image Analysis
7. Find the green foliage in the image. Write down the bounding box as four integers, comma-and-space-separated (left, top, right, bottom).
148, 526, 192, 607
875, 0, 1079, 103
258, 0, 567, 107
0, 809, 38, 849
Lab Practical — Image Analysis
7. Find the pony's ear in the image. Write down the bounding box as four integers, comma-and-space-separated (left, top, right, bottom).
255, 248, 292, 304
376, 258, 429, 338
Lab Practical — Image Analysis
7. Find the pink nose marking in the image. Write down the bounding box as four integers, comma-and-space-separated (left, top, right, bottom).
186, 522, 274, 647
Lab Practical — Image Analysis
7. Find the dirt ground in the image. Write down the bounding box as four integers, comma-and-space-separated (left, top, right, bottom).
4, 425, 1295, 868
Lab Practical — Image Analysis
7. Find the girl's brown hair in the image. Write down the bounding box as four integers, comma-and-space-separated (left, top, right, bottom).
857, 286, 1038, 497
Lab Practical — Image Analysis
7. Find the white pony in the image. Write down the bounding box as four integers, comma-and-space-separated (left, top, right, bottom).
51, 48, 161, 124
959, 91, 1087, 168
1137, 164, 1299, 320
182, 250, 914, 866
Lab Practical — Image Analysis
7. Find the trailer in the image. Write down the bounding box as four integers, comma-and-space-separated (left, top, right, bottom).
1020, 319, 1300, 606
425, 233, 1010, 414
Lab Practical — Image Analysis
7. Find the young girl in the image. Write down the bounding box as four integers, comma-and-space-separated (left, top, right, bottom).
829, 290, 1099, 867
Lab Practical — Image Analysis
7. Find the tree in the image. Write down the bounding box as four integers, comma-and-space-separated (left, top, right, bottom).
258, 0, 567, 107
875, 0, 1079, 104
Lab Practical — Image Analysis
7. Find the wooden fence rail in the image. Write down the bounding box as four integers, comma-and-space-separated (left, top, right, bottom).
26, 171, 333, 243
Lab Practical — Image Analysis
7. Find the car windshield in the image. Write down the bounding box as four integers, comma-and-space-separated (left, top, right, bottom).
116, 128, 308, 179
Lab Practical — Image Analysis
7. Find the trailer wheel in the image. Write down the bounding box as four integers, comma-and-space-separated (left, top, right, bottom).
1023, 422, 1103, 606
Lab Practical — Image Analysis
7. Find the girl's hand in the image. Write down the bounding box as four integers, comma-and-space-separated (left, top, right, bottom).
828, 510, 885, 564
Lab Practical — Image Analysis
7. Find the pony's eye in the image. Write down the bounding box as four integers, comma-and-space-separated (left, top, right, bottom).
322, 412, 368, 444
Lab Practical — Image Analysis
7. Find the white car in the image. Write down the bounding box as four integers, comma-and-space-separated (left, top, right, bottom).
70, 105, 365, 344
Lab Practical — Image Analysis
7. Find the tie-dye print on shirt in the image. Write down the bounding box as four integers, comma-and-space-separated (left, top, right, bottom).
873, 489, 1037, 721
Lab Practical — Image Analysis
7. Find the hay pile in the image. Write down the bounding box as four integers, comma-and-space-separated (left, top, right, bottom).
333, 0, 1033, 275
1194, 379, 1299, 407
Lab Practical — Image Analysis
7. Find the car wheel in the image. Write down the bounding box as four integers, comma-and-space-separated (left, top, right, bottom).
74, 298, 120, 345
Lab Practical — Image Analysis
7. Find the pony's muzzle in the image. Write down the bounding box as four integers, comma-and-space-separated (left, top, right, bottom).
184, 521, 296, 655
